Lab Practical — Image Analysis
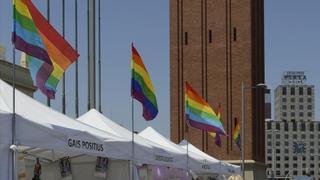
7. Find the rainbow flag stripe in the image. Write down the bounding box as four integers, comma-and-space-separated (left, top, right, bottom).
209, 103, 223, 146
131, 44, 158, 121
233, 118, 241, 149
185, 82, 226, 135
12, 0, 79, 98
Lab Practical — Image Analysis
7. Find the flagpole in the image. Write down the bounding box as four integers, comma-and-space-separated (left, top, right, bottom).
12, 45, 17, 180
131, 98, 135, 180
62, 0, 66, 114
74, 0, 79, 117
46, 0, 51, 107
241, 81, 245, 180
186, 125, 189, 177
98, 0, 102, 113
12, 1, 17, 178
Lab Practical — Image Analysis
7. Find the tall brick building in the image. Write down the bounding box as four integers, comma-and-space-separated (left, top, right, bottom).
170, 0, 265, 178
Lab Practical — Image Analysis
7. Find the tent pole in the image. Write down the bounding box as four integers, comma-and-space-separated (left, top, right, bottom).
186, 125, 189, 177
131, 98, 135, 180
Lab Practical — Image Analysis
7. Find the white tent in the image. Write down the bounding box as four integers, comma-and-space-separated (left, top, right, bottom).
77, 109, 187, 169
0, 79, 135, 179
139, 127, 240, 176
179, 140, 241, 175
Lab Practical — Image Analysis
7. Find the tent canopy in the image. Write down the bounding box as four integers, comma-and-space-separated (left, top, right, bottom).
179, 140, 241, 175
77, 109, 187, 168
0, 79, 140, 179
139, 127, 237, 175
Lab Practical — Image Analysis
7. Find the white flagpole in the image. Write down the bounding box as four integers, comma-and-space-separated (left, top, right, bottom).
12, 1, 17, 179
131, 98, 135, 180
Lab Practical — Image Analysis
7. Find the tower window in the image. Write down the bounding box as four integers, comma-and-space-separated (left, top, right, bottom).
233, 28, 237, 41
208, 30, 212, 43
184, 32, 188, 45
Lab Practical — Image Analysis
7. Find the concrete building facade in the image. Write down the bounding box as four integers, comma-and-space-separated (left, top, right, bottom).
266, 71, 316, 179
170, 0, 265, 178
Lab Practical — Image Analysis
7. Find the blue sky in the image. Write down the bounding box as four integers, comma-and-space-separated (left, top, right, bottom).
1, 0, 319, 137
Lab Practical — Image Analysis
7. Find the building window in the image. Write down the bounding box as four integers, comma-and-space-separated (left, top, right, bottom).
291, 98, 295, 102
285, 134, 289, 138
308, 112, 312, 117
285, 156, 289, 160
267, 141, 272, 146
267, 149, 272, 153
282, 87, 287, 95
276, 123, 280, 130
291, 112, 295, 117
267, 122, 271, 130
318, 124, 320, 131
310, 141, 314, 146
285, 123, 289, 131
282, 98, 287, 102
301, 134, 306, 139
293, 164, 298, 168
291, 87, 295, 95
276, 156, 280, 161
293, 171, 297, 175
299, 98, 303, 103
293, 156, 298, 161
293, 123, 297, 131
307, 87, 312, 95
285, 149, 289, 154
276, 149, 280, 153
299, 112, 304, 117
282, 105, 287, 110
285, 141, 289, 146
293, 134, 297, 139
276, 134, 280, 139
276, 141, 280, 146
276, 164, 280, 168
283, 112, 287, 117
310, 124, 314, 131
267, 156, 272, 161
233, 28, 237, 41
307, 105, 312, 110
302, 164, 306, 168
267, 134, 272, 139
310, 153, 314, 158
302, 156, 306, 161
290, 105, 295, 110
310, 171, 314, 175
310, 134, 314, 139
299, 87, 303, 95
301, 123, 306, 131
307, 98, 312, 103
310, 163, 315, 168
299, 105, 303, 110
285, 164, 289, 168
276, 171, 280, 176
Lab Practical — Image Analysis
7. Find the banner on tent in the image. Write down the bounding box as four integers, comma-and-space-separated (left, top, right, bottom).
66, 137, 104, 154
153, 147, 174, 163
94, 157, 109, 178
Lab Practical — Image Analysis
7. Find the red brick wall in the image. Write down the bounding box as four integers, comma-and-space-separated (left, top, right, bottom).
170, 0, 265, 162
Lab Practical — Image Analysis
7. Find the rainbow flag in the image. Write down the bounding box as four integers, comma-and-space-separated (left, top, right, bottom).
209, 103, 222, 146
233, 117, 241, 149
131, 44, 158, 121
12, 0, 79, 99
185, 82, 226, 135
